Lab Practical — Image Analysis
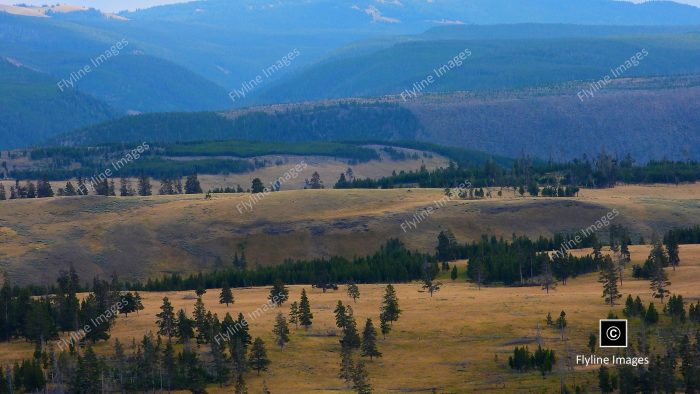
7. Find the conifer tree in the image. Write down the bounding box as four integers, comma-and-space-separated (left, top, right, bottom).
347, 282, 360, 303
156, 297, 176, 339
299, 288, 314, 330
335, 301, 348, 329
361, 319, 381, 360
269, 279, 289, 306
193, 297, 209, 344
162, 339, 176, 391
272, 312, 290, 349
176, 309, 194, 343
645, 303, 659, 324
664, 235, 680, 271
650, 258, 671, 304
340, 306, 360, 349
351, 360, 372, 394
219, 282, 234, 307
210, 336, 230, 386
137, 174, 152, 196
339, 345, 355, 386
249, 337, 271, 375
599, 256, 621, 306
289, 301, 299, 328
185, 174, 203, 194
380, 284, 401, 326
379, 313, 390, 339
451, 265, 458, 281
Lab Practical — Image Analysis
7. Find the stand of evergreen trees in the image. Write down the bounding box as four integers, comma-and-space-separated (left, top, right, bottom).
142, 239, 430, 292
334, 152, 700, 190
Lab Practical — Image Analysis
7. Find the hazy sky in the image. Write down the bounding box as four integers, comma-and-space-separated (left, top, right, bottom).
1, 0, 699, 13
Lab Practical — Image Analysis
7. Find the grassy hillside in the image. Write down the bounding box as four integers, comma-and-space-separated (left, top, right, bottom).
0, 184, 698, 285
0, 58, 117, 149
2, 245, 699, 392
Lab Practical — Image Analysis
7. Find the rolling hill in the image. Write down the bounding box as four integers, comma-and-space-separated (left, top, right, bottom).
0, 184, 698, 285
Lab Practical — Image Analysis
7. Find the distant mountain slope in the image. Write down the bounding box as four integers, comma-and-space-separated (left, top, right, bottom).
0, 58, 117, 149
256, 29, 700, 104
404, 82, 700, 163
7, 0, 700, 93
51, 76, 700, 162
0, 12, 230, 113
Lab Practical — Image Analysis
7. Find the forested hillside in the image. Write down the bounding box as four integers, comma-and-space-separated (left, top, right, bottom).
55, 103, 423, 145
0, 59, 117, 149
51, 78, 700, 162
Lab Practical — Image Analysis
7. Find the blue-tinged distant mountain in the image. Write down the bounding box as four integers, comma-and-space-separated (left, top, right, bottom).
0, 12, 231, 113
111, 0, 700, 89
0, 58, 118, 149
7, 0, 700, 92
255, 25, 700, 104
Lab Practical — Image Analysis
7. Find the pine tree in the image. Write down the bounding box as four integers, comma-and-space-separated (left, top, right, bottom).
351, 360, 372, 394
272, 312, 290, 349
269, 279, 289, 306
380, 284, 401, 326
598, 366, 615, 393
650, 258, 671, 304
588, 333, 597, 353
250, 178, 265, 193
185, 174, 203, 194
335, 301, 348, 329
664, 235, 680, 270
299, 288, 314, 330
155, 297, 176, 339
162, 339, 176, 391
379, 313, 390, 339
289, 301, 299, 328
249, 337, 271, 375
195, 285, 206, 298
176, 309, 194, 343
645, 303, 659, 325
219, 282, 234, 307
340, 306, 360, 350
339, 345, 354, 386
599, 256, 621, 306
0, 183, 5, 200
451, 265, 458, 281
210, 336, 230, 386
546, 312, 554, 326
137, 174, 152, 196
347, 282, 360, 303
70, 345, 101, 393
193, 297, 209, 344
361, 319, 381, 360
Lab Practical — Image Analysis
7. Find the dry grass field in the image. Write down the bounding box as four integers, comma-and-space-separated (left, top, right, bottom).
1, 245, 699, 393
1, 183, 699, 284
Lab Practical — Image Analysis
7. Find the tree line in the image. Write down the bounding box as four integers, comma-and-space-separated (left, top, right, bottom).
333, 152, 700, 191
